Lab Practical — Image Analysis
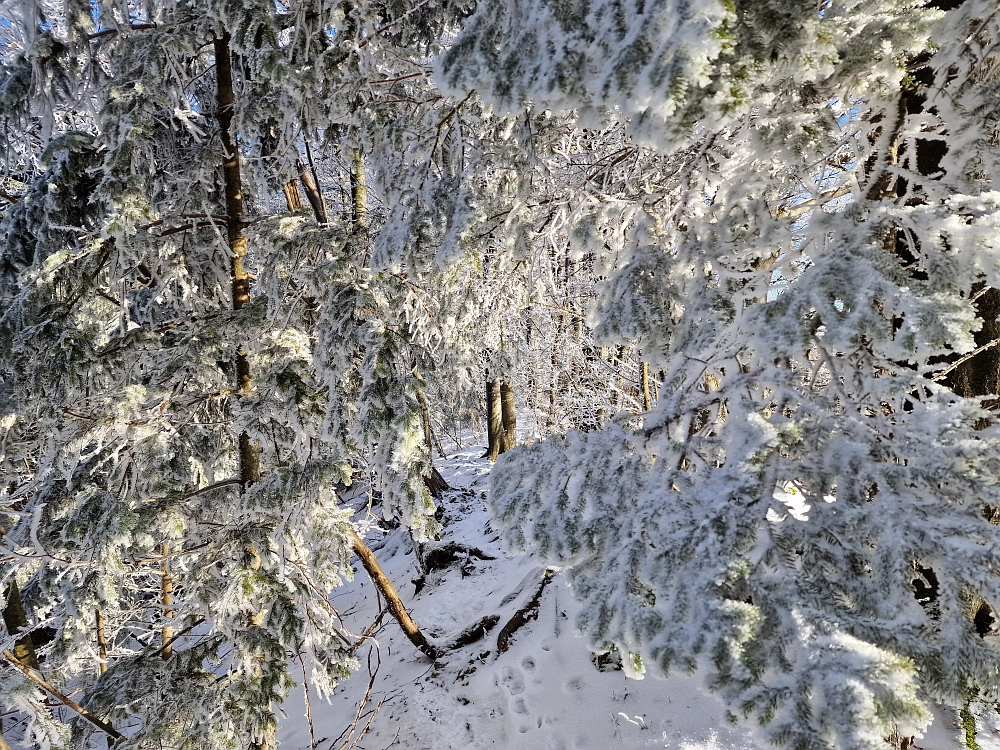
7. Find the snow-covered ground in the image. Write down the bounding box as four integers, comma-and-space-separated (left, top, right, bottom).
275, 448, 973, 750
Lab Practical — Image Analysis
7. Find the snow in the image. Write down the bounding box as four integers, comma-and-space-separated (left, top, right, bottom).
275, 448, 967, 750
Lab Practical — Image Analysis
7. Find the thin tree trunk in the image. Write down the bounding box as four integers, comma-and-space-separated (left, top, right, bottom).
350, 531, 436, 658
96, 608, 108, 674
297, 159, 328, 225
641, 361, 652, 411
431, 425, 447, 459
216, 33, 270, 750
214, 32, 261, 490
415, 382, 449, 496
2, 581, 40, 671
486, 378, 502, 462
416, 383, 434, 455
548, 331, 559, 432
349, 147, 367, 232
160, 543, 174, 659
500, 380, 516, 452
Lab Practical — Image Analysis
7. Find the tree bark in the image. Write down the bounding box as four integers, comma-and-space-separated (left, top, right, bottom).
416, 382, 434, 456
415, 386, 450, 496
350, 531, 436, 658
2, 581, 40, 671
216, 33, 271, 750
349, 147, 367, 232
486, 378, 503, 462
214, 32, 261, 490
96, 608, 108, 674
500, 380, 516, 451
641, 361, 653, 412
297, 159, 328, 225
160, 543, 174, 659
947, 288, 1000, 411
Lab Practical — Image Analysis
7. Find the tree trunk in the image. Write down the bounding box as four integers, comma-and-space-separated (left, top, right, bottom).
416, 383, 434, 456
412, 372, 450, 499
215, 33, 270, 750
641, 361, 653, 412
948, 287, 1000, 410
160, 543, 174, 659
486, 378, 503, 462
500, 380, 516, 452
214, 31, 261, 490
96, 608, 108, 674
350, 531, 436, 658
297, 159, 328, 225
349, 147, 367, 232
2, 581, 40, 671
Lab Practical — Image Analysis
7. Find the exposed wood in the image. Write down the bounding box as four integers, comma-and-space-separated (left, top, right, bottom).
95, 608, 108, 673
3, 649, 122, 741
161, 542, 174, 659
297, 159, 329, 225
350, 531, 436, 658
282, 179, 304, 212
2, 581, 40, 671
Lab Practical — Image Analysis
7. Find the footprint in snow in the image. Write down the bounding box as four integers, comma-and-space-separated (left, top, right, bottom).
501, 665, 525, 695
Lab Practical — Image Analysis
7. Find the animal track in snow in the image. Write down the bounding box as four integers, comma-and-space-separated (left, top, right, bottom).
502, 665, 526, 695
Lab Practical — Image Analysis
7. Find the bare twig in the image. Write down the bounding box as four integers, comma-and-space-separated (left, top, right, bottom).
932, 338, 1000, 382
149, 617, 205, 659
298, 653, 318, 749
349, 608, 388, 653
334, 647, 386, 750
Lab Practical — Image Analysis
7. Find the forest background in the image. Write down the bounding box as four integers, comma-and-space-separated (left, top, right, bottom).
3, 0, 1000, 748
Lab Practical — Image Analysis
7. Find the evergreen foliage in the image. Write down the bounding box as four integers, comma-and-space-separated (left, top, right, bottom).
2, 0, 1000, 748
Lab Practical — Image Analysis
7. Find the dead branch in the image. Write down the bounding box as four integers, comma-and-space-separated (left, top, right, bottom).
334, 647, 386, 750
351, 531, 437, 658
440, 614, 501, 651
2, 650, 122, 741
497, 569, 554, 654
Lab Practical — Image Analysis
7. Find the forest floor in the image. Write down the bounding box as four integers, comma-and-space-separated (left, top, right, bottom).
275, 447, 976, 750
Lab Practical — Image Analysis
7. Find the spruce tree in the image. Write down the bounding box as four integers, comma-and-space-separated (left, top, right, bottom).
447, 1, 1000, 747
